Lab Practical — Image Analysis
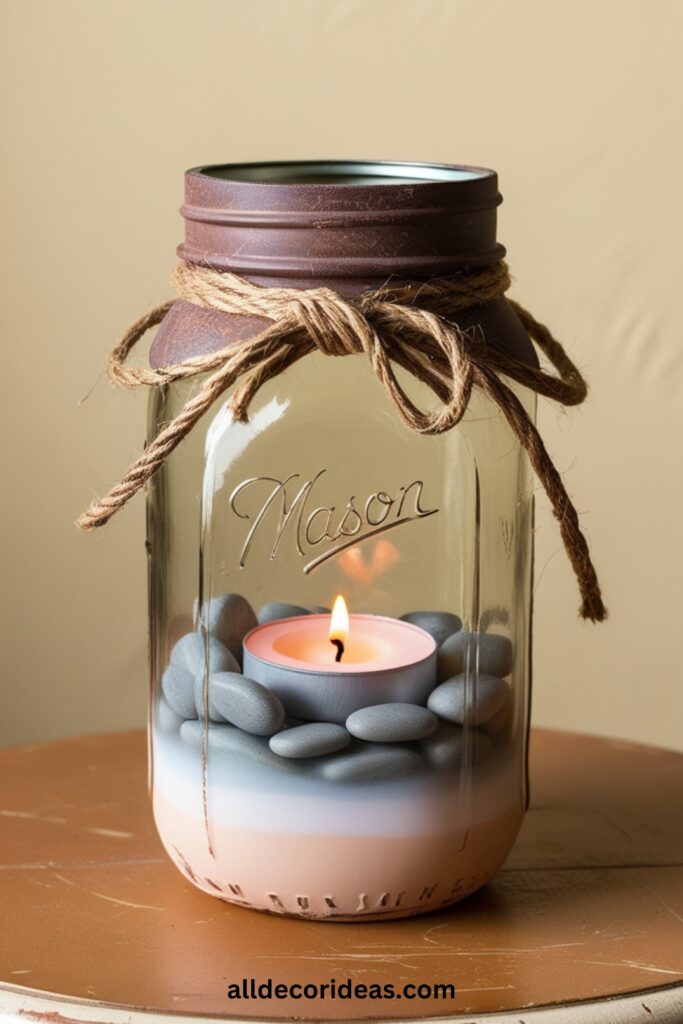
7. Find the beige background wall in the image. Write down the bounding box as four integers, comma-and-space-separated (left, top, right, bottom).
1, 0, 681, 751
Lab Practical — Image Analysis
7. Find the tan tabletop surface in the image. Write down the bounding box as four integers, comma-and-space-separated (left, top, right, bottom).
0, 728, 682, 1022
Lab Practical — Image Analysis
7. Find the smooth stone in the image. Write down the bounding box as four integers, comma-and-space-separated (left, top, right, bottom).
201, 671, 285, 736
257, 602, 311, 624
321, 744, 424, 783
481, 697, 515, 740
269, 722, 350, 759
400, 611, 462, 648
171, 632, 239, 676
161, 662, 197, 720
193, 673, 226, 722
420, 723, 493, 769
420, 721, 463, 769
309, 605, 331, 614
428, 673, 510, 726
198, 593, 257, 662
437, 631, 513, 681
156, 695, 184, 734
346, 703, 438, 743
179, 720, 304, 775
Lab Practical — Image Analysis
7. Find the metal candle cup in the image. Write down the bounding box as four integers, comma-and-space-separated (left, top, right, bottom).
242, 614, 437, 724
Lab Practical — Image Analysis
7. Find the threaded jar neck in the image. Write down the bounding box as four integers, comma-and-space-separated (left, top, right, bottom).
178, 160, 504, 292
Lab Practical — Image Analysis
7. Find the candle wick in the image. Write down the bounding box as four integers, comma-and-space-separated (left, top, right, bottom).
330, 639, 344, 664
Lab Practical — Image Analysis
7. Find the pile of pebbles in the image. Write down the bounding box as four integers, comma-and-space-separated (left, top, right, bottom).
160, 595, 513, 783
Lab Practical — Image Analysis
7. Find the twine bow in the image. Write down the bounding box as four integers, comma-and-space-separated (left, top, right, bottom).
78, 259, 606, 622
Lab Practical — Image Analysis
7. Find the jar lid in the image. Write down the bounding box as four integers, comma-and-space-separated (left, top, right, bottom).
151, 160, 508, 368
178, 160, 504, 290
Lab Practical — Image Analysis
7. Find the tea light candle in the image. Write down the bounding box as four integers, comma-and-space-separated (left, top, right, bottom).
242, 597, 437, 723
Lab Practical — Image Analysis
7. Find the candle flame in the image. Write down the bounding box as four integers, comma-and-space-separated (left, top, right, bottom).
329, 594, 349, 645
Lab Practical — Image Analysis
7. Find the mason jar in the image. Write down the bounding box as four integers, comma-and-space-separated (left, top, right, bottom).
147, 161, 535, 920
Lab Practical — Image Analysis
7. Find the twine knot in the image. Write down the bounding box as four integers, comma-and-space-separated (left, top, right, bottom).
291, 287, 374, 358
77, 259, 607, 623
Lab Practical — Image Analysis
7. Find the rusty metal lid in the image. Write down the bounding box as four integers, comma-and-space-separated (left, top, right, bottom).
178, 160, 504, 291
150, 160, 512, 367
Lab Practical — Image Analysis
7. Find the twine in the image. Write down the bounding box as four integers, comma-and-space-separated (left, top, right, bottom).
77, 260, 606, 622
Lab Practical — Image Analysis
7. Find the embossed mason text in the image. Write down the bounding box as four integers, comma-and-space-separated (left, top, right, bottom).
229, 470, 438, 573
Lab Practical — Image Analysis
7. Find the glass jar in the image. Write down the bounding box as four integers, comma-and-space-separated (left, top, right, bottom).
147, 161, 536, 920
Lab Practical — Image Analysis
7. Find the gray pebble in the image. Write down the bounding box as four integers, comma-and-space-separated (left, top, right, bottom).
309, 605, 331, 614
201, 671, 285, 736
481, 698, 514, 739
400, 611, 462, 648
420, 722, 493, 769
198, 593, 257, 662
193, 673, 225, 722
161, 662, 197, 719
438, 631, 513, 681
179, 720, 304, 775
346, 703, 438, 743
171, 632, 239, 676
428, 674, 510, 726
257, 602, 311, 624
420, 721, 463, 769
269, 722, 350, 759
156, 695, 184, 734
321, 744, 424, 783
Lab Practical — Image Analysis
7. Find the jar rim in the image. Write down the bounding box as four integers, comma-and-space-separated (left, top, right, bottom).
191, 159, 496, 188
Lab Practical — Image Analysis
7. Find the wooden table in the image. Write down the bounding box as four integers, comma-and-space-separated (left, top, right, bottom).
1, 729, 682, 1023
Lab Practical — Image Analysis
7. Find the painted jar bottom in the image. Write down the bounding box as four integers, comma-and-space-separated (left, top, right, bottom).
152, 726, 524, 920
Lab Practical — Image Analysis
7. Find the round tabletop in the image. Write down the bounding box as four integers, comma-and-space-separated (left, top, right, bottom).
0, 728, 682, 1023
